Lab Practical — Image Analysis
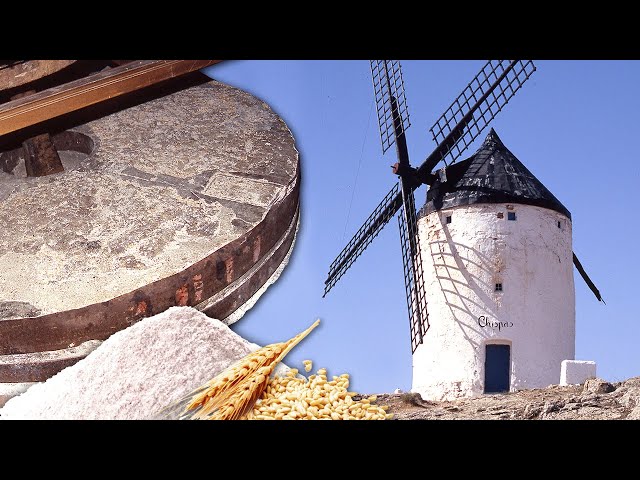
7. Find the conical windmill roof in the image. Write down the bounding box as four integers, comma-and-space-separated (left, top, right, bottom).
422, 129, 571, 220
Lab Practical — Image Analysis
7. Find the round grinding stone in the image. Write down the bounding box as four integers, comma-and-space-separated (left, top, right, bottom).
0, 80, 300, 362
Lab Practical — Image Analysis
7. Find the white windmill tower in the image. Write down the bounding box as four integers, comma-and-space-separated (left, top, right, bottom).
324, 61, 603, 400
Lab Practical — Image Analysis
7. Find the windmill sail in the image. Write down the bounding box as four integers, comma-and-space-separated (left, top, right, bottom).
324, 183, 402, 296
573, 252, 604, 303
371, 60, 411, 154
325, 60, 412, 297
325, 61, 537, 296
419, 60, 536, 177
398, 186, 429, 352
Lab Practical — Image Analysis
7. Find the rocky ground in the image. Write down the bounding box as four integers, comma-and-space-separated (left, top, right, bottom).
372, 377, 640, 420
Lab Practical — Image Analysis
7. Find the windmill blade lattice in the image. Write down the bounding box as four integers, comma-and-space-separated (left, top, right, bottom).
397, 187, 429, 352
371, 60, 411, 154
428, 60, 536, 168
324, 183, 403, 296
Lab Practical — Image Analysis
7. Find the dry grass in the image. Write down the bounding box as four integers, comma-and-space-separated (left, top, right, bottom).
183, 320, 320, 420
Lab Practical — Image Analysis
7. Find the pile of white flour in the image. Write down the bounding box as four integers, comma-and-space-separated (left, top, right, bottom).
0, 307, 277, 420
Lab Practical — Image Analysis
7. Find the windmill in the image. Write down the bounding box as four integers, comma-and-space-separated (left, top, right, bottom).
323, 60, 603, 398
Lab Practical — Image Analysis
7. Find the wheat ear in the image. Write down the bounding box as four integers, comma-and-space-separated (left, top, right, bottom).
184, 319, 320, 420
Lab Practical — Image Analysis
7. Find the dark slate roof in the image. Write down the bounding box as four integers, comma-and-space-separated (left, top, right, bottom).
420, 129, 571, 220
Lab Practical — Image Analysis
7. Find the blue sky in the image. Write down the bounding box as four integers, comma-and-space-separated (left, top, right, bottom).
204, 60, 640, 394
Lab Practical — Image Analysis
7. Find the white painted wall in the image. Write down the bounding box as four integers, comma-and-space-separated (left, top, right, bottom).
412, 203, 575, 401
560, 360, 596, 386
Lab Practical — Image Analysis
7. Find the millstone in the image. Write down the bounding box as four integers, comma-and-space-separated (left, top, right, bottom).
0, 80, 300, 382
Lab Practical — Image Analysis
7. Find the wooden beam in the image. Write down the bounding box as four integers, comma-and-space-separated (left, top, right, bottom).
9, 90, 64, 177
0, 60, 221, 136
23, 133, 64, 177
0, 60, 76, 90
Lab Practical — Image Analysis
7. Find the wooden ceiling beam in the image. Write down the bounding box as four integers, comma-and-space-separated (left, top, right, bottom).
0, 60, 221, 136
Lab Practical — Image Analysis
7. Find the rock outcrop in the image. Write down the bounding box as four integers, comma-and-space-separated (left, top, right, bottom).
380, 377, 640, 420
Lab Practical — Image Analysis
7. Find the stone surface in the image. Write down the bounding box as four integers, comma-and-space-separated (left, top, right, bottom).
583, 378, 615, 395
0, 80, 299, 318
375, 376, 640, 420
618, 383, 640, 409
628, 405, 640, 420
216, 220, 298, 326
561, 360, 597, 386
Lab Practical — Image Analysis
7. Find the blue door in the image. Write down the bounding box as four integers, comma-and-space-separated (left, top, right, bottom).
484, 344, 510, 393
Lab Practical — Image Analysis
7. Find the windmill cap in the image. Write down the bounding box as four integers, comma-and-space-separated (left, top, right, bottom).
421, 129, 571, 220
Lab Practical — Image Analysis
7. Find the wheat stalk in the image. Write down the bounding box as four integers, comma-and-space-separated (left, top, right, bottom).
184, 319, 320, 420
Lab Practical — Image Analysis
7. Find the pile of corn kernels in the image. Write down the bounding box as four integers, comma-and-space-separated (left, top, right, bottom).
247, 361, 392, 420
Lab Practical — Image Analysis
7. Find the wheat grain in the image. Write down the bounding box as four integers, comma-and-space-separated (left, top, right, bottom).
183, 319, 320, 420
249, 364, 391, 420
303, 360, 313, 372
